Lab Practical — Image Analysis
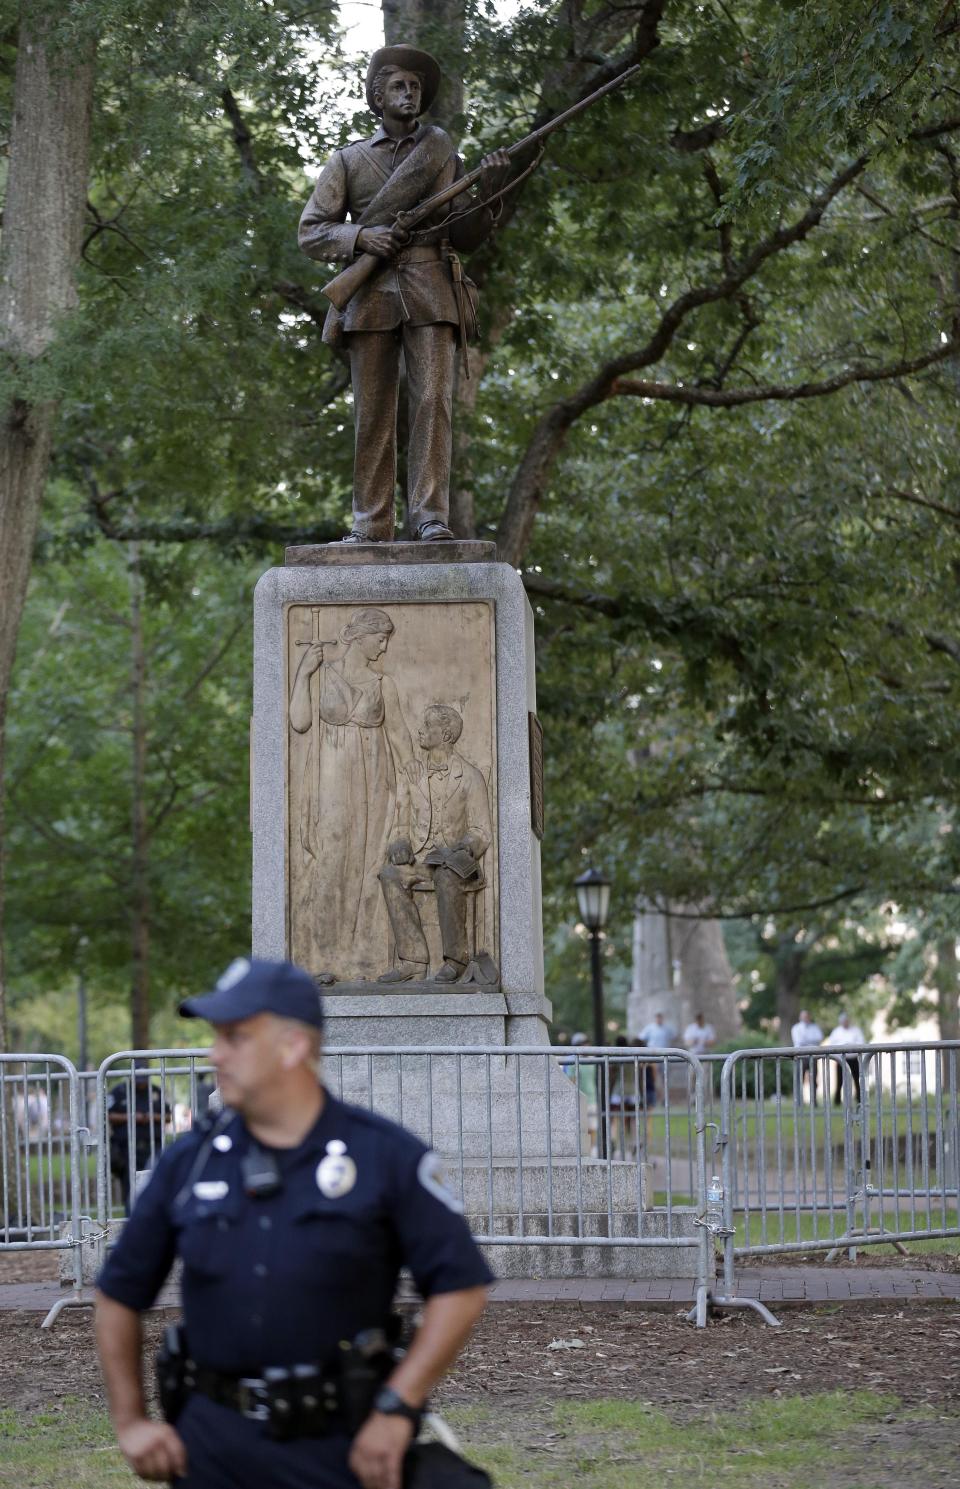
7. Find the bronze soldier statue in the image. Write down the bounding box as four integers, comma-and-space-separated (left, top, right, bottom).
299, 45, 510, 543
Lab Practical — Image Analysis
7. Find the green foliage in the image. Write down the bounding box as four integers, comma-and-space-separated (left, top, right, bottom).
3, 0, 959, 1035
6, 490, 257, 1037
712, 1029, 796, 1095
543, 919, 632, 1038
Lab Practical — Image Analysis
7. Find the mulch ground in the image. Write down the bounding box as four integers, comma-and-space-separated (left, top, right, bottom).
1, 1248, 959, 1418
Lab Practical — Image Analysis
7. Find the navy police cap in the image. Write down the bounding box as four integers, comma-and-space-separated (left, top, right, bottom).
179, 957, 324, 1029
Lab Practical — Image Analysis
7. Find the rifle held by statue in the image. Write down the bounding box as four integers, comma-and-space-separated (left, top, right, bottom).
321, 64, 642, 314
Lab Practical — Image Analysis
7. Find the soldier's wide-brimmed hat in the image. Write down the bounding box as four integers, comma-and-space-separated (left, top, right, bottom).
366, 44, 442, 116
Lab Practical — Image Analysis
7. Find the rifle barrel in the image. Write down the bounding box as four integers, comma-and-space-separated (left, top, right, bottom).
505, 62, 642, 159
400, 62, 643, 227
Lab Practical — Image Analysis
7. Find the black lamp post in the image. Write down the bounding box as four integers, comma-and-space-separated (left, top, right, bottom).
575, 867, 611, 1157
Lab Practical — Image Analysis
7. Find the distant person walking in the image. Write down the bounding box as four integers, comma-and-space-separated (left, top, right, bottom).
638, 1012, 675, 1103
791, 1010, 823, 1105
638, 1011, 675, 1049
608, 1035, 640, 1155
683, 1012, 716, 1096
824, 1013, 867, 1105
683, 1013, 716, 1057
632, 1039, 657, 1105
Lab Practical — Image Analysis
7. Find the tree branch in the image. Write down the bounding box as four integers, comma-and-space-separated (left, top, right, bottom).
910, 114, 960, 140
873, 487, 960, 524
221, 87, 265, 193
522, 572, 754, 673
608, 337, 959, 405
180, 616, 247, 703
643, 778, 913, 809
523, 569, 960, 675
496, 152, 871, 563
644, 884, 870, 921
272, 279, 338, 329
467, 4, 666, 290
670, 118, 729, 153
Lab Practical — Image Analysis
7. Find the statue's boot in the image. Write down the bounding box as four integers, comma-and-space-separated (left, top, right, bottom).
416, 521, 454, 541
431, 959, 466, 983
378, 960, 428, 984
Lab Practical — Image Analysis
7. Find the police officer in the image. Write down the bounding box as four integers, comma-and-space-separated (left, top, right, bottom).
106, 1064, 166, 1213
94, 957, 492, 1487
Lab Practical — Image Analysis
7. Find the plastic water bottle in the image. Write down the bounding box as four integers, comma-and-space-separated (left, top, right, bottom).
707, 1174, 724, 1231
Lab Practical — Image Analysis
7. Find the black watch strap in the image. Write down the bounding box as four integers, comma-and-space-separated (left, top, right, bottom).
372, 1386, 422, 1427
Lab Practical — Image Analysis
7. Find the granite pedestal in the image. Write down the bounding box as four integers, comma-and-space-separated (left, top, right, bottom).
250, 546, 663, 1274
252, 550, 544, 1024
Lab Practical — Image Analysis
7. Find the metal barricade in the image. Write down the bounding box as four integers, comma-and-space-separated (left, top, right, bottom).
0, 1053, 89, 1327
715, 1041, 960, 1322
95, 1050, 216, 1228
93, 1044, 716, 1325
323, 1044, 715, 1326
12, 1037, 956, 1332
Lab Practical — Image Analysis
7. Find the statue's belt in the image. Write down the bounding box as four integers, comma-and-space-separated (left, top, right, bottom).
391, 244, 444, 265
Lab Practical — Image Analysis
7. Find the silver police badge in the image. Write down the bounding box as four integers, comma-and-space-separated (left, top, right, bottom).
316, 1138, 357, 1198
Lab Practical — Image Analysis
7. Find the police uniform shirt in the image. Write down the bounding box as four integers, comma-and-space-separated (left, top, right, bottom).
97, 1094, 493, 1371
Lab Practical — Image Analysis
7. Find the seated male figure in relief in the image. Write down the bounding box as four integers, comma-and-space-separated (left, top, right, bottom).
378, 703, 494, 985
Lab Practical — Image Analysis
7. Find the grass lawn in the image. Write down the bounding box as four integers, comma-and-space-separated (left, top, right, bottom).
1, 1391, 956, 1489
0, 1401, 133, 1487
645, 1189, 960, 1253
642, 1096, 957, 1162
446, 1392, 954, 1488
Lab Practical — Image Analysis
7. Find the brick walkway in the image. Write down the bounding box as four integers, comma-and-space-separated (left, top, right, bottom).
2, 1268, 959, 1316
486, 1267, 960, 1306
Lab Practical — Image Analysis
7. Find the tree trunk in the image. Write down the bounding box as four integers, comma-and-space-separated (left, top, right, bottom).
382, 0, 465, 135
129, 544, 151, 1050
628, 899, 741, 1043
773, 938, 806, 1036
672, 909, 741, 1043
0, 21, 95, 1051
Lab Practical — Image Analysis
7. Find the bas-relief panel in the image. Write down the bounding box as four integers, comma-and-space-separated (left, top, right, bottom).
285, 601, 497, 986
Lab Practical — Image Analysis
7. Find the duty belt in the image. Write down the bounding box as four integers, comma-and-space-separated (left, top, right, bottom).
157, 1322, 399, 1439
191, 1363, 349, 1438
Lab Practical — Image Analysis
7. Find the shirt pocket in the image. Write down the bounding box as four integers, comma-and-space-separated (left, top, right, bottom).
291, 1196, 393, 1286
176, 1194, 242, 1281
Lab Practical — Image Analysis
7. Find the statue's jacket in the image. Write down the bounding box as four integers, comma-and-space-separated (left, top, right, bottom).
394, 751, 492, 867
299, 122, 492, 345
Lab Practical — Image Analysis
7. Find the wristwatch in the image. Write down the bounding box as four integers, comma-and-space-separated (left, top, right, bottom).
372, 1386, 422, 1428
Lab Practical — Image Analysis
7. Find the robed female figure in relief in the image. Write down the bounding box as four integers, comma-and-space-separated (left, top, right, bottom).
289, 607, 418, 979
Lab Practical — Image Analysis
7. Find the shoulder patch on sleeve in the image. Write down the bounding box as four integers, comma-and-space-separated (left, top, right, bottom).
417, 1150, 464, 1214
